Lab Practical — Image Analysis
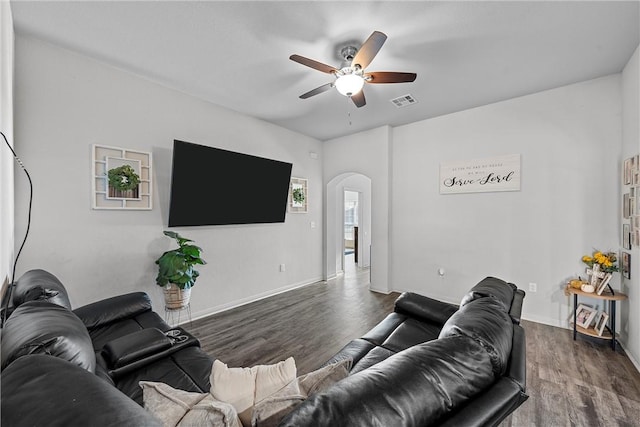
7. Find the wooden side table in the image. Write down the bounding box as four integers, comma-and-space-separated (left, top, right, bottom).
565, 286, 628, 350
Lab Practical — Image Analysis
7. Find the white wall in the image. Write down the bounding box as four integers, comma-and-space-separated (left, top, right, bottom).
391, 76, 622, 328
324, 126, 391, 293
621, 44, 640, 365
13, 35, 324, 318
0, 2, 14, 290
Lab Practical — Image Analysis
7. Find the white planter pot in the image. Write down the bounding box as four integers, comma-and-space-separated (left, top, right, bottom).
163, 284, 191, 309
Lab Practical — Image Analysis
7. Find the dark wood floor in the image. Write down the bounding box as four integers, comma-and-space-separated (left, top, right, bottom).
189, 259, 398, 375
189, 257, 640, 426
501, 321, 640, 427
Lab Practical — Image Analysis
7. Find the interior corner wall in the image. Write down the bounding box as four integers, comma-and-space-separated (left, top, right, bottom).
13, 35, 323, 317
323, 126, 391, 293
390, 75, 622, 327
621, 44, 640, 365
0, 2, 15, 288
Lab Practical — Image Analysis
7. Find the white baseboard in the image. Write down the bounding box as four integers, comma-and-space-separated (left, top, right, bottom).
619, 341, 640, 373
187, 276, 324, 323
369, 286, 391, 295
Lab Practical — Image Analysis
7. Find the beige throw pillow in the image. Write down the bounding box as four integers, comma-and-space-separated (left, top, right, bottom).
250, 357, 353, 427
251, 379, 305, 427
140, 381, 242, 427
209, 357, 297, 427
209, 360, 259, 415
297, 357, 352, 396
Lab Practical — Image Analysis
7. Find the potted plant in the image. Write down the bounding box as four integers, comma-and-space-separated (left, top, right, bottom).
155, 231, 206, 309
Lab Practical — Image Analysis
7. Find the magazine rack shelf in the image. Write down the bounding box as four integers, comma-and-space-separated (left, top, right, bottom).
565, 286, 627, 350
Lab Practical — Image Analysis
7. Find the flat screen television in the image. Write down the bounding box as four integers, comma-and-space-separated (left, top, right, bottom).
168, 140, 293, 227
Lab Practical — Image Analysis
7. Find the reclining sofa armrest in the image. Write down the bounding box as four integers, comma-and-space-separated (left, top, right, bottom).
507, 324, 527, 392
509, 289, 526, 324
73, 292, 152, 330
394, 292, 459, 326
438, 377, 528, 427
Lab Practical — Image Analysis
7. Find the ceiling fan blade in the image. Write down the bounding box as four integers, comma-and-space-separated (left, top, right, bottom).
299, 82, 334, 99
290, 54, 338, 74
351, 31, 387, 70
365, 71, 417, 84
351, 90, 366, 108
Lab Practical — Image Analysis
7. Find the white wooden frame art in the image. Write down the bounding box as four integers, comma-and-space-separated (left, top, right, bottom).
92, 144, 152, 210
288, 177, 308, 213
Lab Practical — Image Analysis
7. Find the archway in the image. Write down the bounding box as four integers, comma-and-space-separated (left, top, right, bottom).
325, 173, 372, 280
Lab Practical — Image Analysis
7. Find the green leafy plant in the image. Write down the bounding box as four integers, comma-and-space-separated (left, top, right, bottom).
293, 187, 305, 204
155, 231, 206, 289
108, 165, 140, 191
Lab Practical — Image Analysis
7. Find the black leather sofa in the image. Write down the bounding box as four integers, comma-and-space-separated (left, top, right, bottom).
1, 269, 526, 426
280, 276, 528, 426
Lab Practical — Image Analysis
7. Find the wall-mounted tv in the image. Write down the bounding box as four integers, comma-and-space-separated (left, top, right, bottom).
168, 140, 293, 227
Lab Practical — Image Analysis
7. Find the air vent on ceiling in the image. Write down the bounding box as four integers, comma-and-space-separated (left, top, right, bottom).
390, 94, 417, 108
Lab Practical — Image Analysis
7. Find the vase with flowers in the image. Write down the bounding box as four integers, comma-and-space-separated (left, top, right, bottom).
581, 250, 618, 294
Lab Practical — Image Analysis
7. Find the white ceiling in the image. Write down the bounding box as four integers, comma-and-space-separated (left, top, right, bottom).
10, 1, 640, 141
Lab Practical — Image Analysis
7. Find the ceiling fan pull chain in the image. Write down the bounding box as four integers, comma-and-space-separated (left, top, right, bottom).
347, 97, 353, 126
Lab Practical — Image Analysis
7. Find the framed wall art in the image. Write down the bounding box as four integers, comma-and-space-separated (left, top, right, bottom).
439, 154, 521, 195
92, 144, 152, 210
622, 251, 631, 280
623, 224, 631, 250
288, 177, 308, 213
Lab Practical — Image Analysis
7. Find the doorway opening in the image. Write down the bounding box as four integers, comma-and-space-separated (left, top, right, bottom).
325, 173, 371, 282
344, 190, 359, 277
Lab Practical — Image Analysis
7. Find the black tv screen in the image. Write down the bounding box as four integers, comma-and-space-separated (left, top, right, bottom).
168, 140, 293, 227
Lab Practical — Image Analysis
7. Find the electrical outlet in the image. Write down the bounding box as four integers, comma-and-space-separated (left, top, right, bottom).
280, 264, 286, 272
528, 283, 537, 293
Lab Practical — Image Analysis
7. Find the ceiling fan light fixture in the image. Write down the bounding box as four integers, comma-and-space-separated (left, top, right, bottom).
335, 73, 365, 97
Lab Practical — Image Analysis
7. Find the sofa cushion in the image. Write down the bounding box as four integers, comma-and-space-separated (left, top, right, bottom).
460, 276, 515, 311
380, 317, 442, 352
361, 312, 407, 345
350, 345, 396, 374
140, 381, 242, 427
279, 336, 496, 427
1, 300, 96, 372
321, 338, 376, 369
114, 346, 214, 405
439, 297, 514, 377
12, 269, 71, 310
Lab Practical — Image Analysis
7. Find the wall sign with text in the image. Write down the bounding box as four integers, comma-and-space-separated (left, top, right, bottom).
439, 154, 521, 194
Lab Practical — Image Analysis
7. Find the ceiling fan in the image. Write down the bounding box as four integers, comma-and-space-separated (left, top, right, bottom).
290, 31, 417, 108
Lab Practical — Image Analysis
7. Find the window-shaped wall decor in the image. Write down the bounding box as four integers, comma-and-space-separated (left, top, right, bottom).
288, 177, 308, 213
92, 144, 152, 210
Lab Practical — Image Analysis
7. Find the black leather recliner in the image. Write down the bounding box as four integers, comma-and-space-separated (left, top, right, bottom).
280, 277, 528, 426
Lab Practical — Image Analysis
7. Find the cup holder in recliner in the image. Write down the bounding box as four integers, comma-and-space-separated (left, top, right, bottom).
165, 329, 188, 344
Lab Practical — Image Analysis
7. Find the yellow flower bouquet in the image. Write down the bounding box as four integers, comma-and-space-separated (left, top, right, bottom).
581, 250, 619, 273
